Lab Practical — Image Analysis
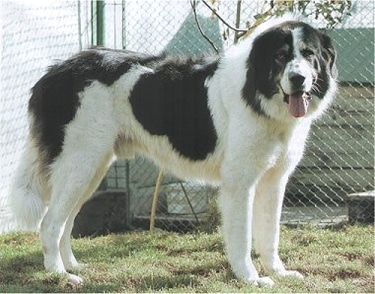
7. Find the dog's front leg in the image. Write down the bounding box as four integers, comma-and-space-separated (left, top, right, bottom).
219, 181, 274, 287
252, 163, 303, 280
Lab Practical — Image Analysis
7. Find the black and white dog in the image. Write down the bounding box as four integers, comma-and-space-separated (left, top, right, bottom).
11, 15, 337, 286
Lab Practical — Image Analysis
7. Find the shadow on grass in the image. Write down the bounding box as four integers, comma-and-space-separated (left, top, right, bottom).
0, 251, 43, 278
0, 232, 229, 292
0, 250, 70, 292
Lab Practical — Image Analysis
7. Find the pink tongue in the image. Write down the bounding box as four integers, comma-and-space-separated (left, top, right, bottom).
288, 92, 309, 118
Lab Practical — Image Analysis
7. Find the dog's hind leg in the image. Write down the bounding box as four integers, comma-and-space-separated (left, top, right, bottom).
39, 84, 118, 284
40, 146, 114, 284
60, 152, 114, 272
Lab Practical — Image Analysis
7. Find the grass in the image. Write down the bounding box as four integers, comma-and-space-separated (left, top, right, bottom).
0, 224, 373, 293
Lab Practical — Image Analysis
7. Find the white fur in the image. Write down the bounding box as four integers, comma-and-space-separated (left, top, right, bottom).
10, 15, 336, 286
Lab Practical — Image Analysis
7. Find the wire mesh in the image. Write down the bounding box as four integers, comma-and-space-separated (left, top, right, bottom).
0, 0, 373, 234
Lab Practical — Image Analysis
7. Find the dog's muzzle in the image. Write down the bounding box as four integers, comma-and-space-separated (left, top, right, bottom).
282, 73, 312, 118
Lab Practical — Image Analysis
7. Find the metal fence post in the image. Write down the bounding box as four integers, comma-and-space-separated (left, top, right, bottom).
92, 0, 105, 46
122, 0, 127, 49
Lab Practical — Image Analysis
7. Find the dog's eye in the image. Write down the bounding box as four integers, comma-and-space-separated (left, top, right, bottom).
275, 52, 287, 62
301, 49, 314, 58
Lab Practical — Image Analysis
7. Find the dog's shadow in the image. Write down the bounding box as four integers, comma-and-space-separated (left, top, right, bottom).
0, 250, 54, 291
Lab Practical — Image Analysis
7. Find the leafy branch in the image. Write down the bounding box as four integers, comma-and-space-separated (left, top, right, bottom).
190, 0, 219, 53
191, 0, 353, 49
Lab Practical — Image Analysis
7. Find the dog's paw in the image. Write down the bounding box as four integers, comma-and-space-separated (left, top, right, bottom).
255, 276, 275, 287
245, 276, 275, 287
67, 273, 84, 286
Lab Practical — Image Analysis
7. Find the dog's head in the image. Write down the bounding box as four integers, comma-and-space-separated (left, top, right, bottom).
242, 19, 337, 120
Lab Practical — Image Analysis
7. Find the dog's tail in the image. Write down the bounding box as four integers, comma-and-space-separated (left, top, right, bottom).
9, 137, 48, 232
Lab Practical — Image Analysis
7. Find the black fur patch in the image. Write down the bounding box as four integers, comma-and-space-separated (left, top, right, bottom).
129, 57, 219, 161
29, 49, 161, 164
311, 29, 337, 98
242, 24, 294, 115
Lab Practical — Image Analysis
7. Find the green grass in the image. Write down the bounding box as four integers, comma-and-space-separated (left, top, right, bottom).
0, 224, 373, 292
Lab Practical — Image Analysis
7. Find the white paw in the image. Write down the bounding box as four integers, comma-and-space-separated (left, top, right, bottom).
67, 273, 84, 286
256, 276, 275, 287
246, 276, 275, 287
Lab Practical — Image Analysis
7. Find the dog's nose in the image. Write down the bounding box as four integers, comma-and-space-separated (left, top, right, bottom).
289, 74, 305, 88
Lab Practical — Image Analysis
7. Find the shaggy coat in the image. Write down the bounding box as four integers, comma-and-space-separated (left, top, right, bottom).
10, 15, 337, 286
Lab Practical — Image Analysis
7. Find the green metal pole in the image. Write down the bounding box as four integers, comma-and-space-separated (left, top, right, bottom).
122, 0, 126, 49
77, 0, 82, 50
92, 0, 105, 46
96, 0, 105, 46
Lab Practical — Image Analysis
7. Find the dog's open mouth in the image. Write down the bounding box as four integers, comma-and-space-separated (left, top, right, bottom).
283, 91, 312, 118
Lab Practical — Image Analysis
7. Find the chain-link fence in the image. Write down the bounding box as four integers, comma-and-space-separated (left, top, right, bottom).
1, 0, 373, 234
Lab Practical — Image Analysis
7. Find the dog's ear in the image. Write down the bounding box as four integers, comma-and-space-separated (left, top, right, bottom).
242, 62, 263, 114
320, 31, 338, 79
